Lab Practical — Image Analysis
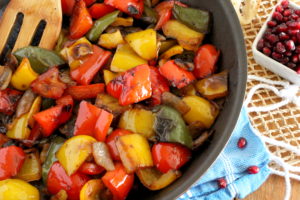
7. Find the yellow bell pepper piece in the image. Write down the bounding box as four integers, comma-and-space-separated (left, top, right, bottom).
110, 44, 147, 72
98, 30, 125, 49
0, 179, 39, 200
7, 96, 41, 140
103, 70, 118, 84
80, 179, 104, 200
56, 135, 96, 176
182, 96, 219, 129
16, 152, 42, 182
119, 108, 155, 139
116, 133, 153, 173
11, 58, 38, 91
159, 40, 177, 54
159, 45, 184, 60
111, 17, 134, 27
125, 29, 158, 60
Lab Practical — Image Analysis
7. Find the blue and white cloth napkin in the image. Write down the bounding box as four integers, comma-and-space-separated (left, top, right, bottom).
179, 107, 271, 200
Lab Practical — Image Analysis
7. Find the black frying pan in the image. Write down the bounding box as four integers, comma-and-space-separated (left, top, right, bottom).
0, 0, 247, 199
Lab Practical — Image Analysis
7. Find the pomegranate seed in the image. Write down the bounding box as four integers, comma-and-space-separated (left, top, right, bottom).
217, 178, 227, 189
262, 47, 271, 56
237, 137, 247, 149
295, 46, 300, 53
285, 40, 296, 51
276, 23, 288, 32
279, 32, 289, 40
291, 36, 297, 43
281, 0, 289, 9
287, 62, 297, 69
297, 66, 300, 74
264, 41, 272, 48
272, 52, 283, 60
288, 29, 300, 36
283, 9, 292, 17
283, 17, 290, 22
295, 9, 300, 16
285, 51, 292, 57
291, 14, 299, 20
272, 11, 283, 21
257, 39, 264, 50
265, 34, 279, 44
247, 166, 260, 174
275, 42, 286, 53
279, 57, 290, 64
276, 5, 284, 13
292, 55, 299, 63
267, 20, 277, 28
296, 32, 300, 43
287, 21, 300, 29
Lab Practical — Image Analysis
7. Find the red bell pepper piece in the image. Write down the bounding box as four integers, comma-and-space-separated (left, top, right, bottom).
159, 60, 195, 89
102, 162, 134, 200
22, 123, 42, 147
149, 66, 169, 106
71, 45, 111, 85
61, 0, 75, 16
84, 0, 96, 7
88, 3, 116, 19
74, 101, 113, 141
0, 146, 25, 180
104, 0, 144, 18
66, 84, 105, 100
78, 162, 105, 175
0, 88, 22, 115
47, 162, 90, 200
34, 95, 73, 137
106, 129, 132, 161
69, 0, 93, 40
193, 44, 220, 78
94, 109, 113, 141
152, 142, 191, 173
31, 67, 67, 99
154, 1, 187, 30
107, 64, 152, 106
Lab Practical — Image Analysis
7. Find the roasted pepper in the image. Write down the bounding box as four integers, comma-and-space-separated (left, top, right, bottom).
0, 88, 22, 115
103, 70, 118, 84
6, 96, 41, 140
86, 11, 120, 42
66, 84, 105, 100
0, 146, 25, 180
78, 162, 105, 175
110, 44, 147, 72
159, 45, 183, 60
80, 179, 105, 200
16, 151, 42, 182
107, 64, 152, 106
14, 46, 66, 74
98, 29, 125, 49
149, 66, 169, 106
88, 3, 116, 19
70, 45, 111, 85
141, 5, 158, 24
173, 4, 211, 34
42, 136, 65, 183
104, 0, 144, 18
153, 105, 193, 149
111, 17, 134, 27
11, 58, 38, 91
0, 179, 39, 200
69, 0, 93, 40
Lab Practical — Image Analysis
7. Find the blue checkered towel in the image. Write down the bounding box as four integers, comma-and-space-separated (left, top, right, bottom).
179, 107, 271, 200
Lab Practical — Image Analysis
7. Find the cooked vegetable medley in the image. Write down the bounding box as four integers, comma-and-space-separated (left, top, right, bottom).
0, 0, 228, 199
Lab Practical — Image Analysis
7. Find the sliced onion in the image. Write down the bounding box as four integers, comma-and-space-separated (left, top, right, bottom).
161, 92, 191, 115
0, 66, 12, 90
92, 142, 115, 171
193, 130, 213, 150
15, 89, 36, 118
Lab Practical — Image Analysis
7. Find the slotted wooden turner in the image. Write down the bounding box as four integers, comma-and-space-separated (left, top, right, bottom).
0, 0, 62, 53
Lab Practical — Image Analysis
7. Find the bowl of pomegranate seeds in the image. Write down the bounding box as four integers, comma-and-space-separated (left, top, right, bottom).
253, 0, 300, 85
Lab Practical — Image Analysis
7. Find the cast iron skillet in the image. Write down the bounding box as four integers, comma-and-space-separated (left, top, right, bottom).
0, 0, 247, 199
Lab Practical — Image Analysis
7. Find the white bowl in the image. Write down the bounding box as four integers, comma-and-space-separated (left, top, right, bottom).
252, 0, 300, 85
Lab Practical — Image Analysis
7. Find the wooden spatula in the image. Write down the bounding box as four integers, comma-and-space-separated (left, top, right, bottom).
0, 0, 62, 54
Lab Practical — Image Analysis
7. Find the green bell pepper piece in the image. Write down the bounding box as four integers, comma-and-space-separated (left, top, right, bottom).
173, 4, 211, 34
86, 11, 120, 42
42, 136, 65, 183
154, 105, 193, 149
14, 46, 66, 74
141, 5, 158, 24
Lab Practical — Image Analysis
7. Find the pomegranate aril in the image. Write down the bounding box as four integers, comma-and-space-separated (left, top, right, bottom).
272, 11, 283, 21
276, 23, 288, 32
217, 178, 227, 189
247, 166, 260, 174
275, 42, 286, 53
287, 62, 297, 69
285, 40, 296, 51
296, 32, 300, 43
297, 66, 300, 74
295, 9, 300, 16
267, 20, 277, 28
283, 17, 289, 22
262, 47, 271, 56
276, 5, 284, 13
287, 21, 300, 29
264, 41, 272, 48
257, 39, 264, 50
295, 46, 300, 53
285, 51, 292, 57
292, 55, 299, 63
291, 36, 297, 43
279, 32, 289, 40
237, 137, 247, 149
272, 52, 283, 60
265, 34, 279, 44
281, 0, 289, 9
283, 9, 292, 17
291, 14, 299, 20
279, 57, 290, 64
287, 29, 300, 36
